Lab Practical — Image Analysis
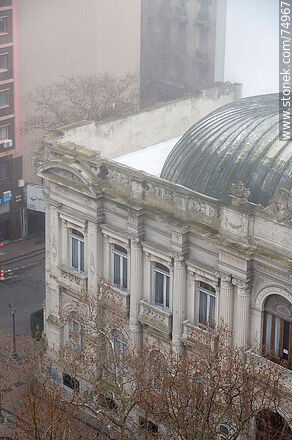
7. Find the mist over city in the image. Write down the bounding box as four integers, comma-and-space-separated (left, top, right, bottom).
0, 1, 291, 439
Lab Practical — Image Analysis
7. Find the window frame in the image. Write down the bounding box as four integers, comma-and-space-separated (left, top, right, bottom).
112, 244, 128, 290
0, 89, 9, 108
198, 282, 216, 328
0, 125, 8, 142
0, 158, 10, 179
69, 318, 83, 352
0, 17, 8, 35
112, 329, 127, 359
70, 228, 84, 274
153, 262, 170, 311
263, 310, 292, 366
0, 53, 8, 72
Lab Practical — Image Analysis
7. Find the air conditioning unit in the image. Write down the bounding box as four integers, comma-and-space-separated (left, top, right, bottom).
3, 139, 13, 148
3, 190, 11, 199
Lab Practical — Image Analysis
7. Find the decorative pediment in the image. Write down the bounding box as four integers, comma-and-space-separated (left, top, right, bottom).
36, 161, 96, 196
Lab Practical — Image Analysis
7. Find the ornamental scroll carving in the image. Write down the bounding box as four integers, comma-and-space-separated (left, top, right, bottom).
263, 188, 292, 223
231, 181, 250, 206
189, 198, 220, 219
108, 168, 131, 187
50, 168, 84, 186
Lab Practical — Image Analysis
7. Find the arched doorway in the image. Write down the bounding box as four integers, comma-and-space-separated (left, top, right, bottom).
256, 410, 292, 439
262, 295, 292, 368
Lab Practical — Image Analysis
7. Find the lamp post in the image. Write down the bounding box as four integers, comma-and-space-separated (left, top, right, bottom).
8, 304, 18, 360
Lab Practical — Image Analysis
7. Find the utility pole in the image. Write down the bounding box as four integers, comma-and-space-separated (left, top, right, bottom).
9, 304, 18, 360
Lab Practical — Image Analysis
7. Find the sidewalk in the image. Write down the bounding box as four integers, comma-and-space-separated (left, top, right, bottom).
0, 234, 45, 265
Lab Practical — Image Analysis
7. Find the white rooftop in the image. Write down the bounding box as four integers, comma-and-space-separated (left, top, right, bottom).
114, 137, 181, 176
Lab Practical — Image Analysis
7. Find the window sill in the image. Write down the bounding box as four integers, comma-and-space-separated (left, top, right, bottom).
111, 285, 129, 296
58, 265, 86, 280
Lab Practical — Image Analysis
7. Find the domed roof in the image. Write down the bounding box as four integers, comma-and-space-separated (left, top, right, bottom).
161, 94, 292, 206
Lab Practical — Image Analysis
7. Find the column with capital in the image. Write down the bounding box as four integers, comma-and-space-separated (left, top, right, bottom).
87, 221, 98, 295
130, 238, 143, 346
233, 279, 251, 348
173, 255, 186, 348
216, 272, 234, 330
47, 203, 62, 354
103, 235, 110, 281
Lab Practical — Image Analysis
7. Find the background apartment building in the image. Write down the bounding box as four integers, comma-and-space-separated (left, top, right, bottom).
140, 0, 227, 106
0, 0, 227, 241
0, 0, 22, 241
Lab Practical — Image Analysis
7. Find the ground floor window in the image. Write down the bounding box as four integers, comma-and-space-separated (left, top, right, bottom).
63, 373, 79, 392
256, 410, 292, 440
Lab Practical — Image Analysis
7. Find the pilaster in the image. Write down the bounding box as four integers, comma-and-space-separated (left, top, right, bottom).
216, 272, 233, 330
233, 279, 251, 348
172, 254, 186, 348
129, 238, 143, 346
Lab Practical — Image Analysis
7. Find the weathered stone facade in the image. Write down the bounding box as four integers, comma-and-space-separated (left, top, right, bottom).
36, 93, 292, 429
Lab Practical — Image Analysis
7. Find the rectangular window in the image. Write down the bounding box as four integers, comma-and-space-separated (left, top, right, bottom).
0, 17, 7, 35
63, 373, 79, 392
154, 263, 170, 310
0, 126, 8, 141
112, 244, 128, 289
0, 160, 9, 179
0, 90, 9, 107
70, 229, 84, 273
264, 312, 291, 363
70, 319, 83, 351
0, 53, 7, 71
198, 282, 216, 327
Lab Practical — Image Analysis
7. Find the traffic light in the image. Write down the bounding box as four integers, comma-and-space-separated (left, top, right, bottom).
0, 243, 3, 247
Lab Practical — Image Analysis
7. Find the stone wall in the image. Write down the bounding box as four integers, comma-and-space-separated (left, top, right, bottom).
60, 83, 242, 159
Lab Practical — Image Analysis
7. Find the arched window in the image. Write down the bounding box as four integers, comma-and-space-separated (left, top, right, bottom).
69, 314, 83, 351
149, 350, 167, 388
70, 228, 84, 273
256, 410, 292, 440
263, 295, 292, 367
112, 244, 128, 290
198, 282, 216, 328
153, 262, 170, 310
111, 329, 127, 359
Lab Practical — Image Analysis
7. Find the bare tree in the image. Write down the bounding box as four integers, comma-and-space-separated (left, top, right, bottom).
3, 286, 290, 440
137, 327, 290, 440
25, 73, 139, 133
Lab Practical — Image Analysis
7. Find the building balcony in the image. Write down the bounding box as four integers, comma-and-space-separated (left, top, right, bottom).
111, 286, 130, 315
246, 350, 292, 392
58, 265, 87, 295
138, 300, 173, 336
182, 320, 218, 352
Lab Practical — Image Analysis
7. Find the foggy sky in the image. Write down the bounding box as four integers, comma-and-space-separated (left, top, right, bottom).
225, 0, 278, 97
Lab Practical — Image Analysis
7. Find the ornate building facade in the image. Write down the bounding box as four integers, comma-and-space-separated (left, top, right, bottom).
37, 93, 292, 433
